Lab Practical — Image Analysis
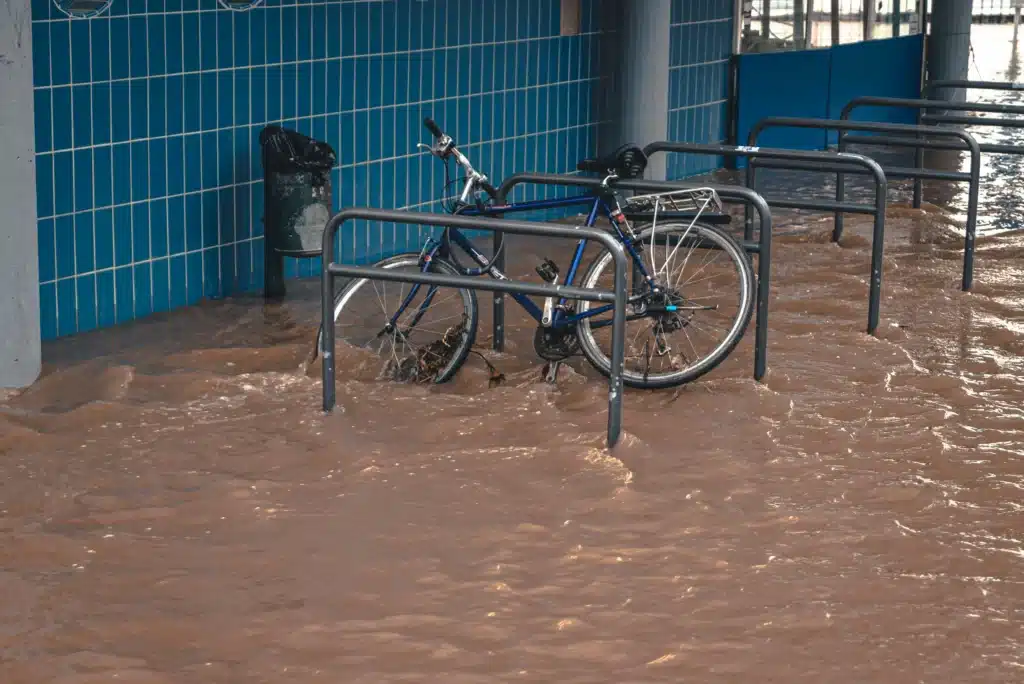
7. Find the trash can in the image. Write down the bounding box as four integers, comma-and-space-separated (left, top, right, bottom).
259, 125, 337, 299
259, 125, 336, 257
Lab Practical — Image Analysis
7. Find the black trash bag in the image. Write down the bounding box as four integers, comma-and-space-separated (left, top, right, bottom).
259, 125, 337, 173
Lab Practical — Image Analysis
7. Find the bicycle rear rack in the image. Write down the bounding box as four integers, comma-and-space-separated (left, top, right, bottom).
320, 208, 630, 448
622, 187, 724, 215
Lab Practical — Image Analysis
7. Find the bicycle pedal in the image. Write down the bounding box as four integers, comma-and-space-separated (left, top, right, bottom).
543, 361, 561, 384
535, 258, 559, 283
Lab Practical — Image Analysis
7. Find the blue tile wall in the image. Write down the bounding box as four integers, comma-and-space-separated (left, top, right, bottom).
31, 0, 734, 339
667, 0, 734, 180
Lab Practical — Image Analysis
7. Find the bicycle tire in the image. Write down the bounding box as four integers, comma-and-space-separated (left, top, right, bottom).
576, 222, 755, 389
315, 254, 479, 384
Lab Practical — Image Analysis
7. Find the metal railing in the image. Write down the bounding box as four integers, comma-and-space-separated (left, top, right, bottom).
644, 141, 888, 335
747, 117, 982, 292
840, 94, 1024, 229
490, 174, 775, 382
320, 208, 629, 448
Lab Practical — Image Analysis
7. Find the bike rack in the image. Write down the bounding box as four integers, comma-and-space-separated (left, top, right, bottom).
840, 94, 1024, 213
747, 117, 982, 292
492, 174, 774, 382
923, 79, 1024, 98
642, 142, 886, 239
320, 208, 630, 448
643, 142, 888, 335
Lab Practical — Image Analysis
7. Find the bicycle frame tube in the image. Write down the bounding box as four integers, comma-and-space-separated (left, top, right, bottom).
410, 190, 656, 333
457, 192, 599, 217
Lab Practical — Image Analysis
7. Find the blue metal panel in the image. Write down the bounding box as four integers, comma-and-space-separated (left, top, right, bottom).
827, 34, 925, 130
736, 48, 833, 156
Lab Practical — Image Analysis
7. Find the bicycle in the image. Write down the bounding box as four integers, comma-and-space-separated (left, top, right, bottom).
316, 118, 756, 389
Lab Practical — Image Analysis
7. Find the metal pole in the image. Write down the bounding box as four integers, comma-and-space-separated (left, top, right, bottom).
607, 249, 627, 446
831, 0, 840, 45
963, 141, 981, 291
912, 0, 927, 208
492, 230, 505, 353
806, 0, 815, 47
893, 0, 902, 36
835, 127, 846, 241
864, 0, 876, 40
321, 258, 335, 412
762, 0, 772, 40
1015, 7, 1021, 43
869, 162, 887, 335
749, 191, 773, 382
794, 0, 806, 47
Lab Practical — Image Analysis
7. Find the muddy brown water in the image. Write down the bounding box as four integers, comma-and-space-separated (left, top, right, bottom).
4, 199, 1024, 682
5, 37, 1024, 684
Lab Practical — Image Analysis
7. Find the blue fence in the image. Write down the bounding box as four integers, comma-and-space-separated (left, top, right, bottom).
735, 34, 924, 157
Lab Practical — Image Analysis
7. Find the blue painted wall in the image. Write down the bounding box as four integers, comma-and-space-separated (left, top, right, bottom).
736, 47, 832, 152
666, 0, 735, 180
735, 34, 924, 154
30, 0, 738, 340
828, 34, 925, 124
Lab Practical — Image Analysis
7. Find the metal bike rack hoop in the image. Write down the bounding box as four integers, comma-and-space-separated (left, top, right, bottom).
492, 173, 774, 383
321, 207, 629, 448
748, 117, 982, 292
841, 95, 1024, 218
923, 79, 1024, 97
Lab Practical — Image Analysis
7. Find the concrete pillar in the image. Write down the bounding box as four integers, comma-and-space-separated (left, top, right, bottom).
618, 0, 671, 180
928, 0, 973, 103
0, 0, 41, 389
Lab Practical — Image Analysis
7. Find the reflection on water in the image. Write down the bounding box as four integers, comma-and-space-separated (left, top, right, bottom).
2, 22, 1024, 684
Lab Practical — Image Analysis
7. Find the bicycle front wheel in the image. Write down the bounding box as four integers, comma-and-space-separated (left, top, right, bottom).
316, 254, 478, 383
576, 222, 755, 389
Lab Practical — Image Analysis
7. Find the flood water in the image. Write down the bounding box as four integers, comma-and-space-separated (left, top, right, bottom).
4, 26, 1024, 684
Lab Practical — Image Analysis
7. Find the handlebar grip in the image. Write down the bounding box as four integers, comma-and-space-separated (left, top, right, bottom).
423, 117, 444, 139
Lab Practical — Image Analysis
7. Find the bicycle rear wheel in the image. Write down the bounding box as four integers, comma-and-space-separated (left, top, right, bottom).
576, 222, 755, 389
316, 254, 478, 383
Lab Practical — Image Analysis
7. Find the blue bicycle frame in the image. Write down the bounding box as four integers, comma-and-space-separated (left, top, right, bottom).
383, 189, 658, 339
458, 191, 653, 326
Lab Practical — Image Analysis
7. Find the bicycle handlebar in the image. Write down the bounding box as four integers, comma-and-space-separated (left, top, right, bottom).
420, 116, 492, 205
423, 117, 444, 139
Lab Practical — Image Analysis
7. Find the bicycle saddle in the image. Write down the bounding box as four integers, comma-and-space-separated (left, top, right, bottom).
576, 143, 648, 179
